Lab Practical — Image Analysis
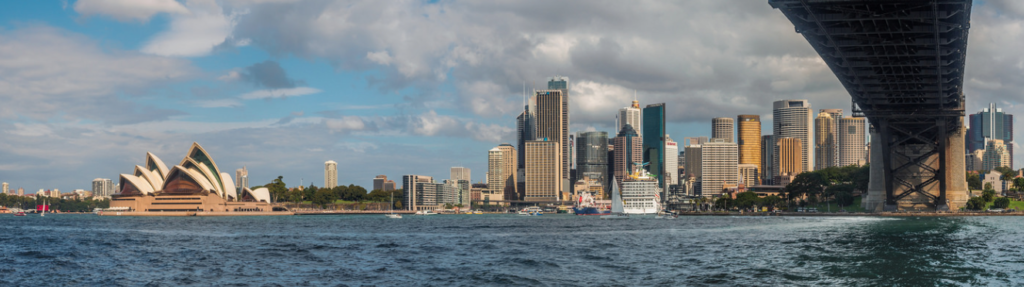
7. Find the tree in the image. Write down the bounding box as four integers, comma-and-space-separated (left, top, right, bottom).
266, 176, 287, 203
982, 190, 995, 203
761, 195, 783, 210
966, 197, 986, 211
993, 197, 1011, 209
851, 164, 870, 193
984, 182, 993, 191
311, 188, 337, 209
733, 192, 760, 209
304, 183, 318, 202
714, 196, 734, 210
967, 173, 982, 190
994, 166, 1016, 182
784, 172, 828, 206
1014, 177, 1024, 192
826, 184, 856, 207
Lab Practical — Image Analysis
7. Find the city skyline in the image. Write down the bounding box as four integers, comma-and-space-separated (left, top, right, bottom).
1, 1, 1022, 193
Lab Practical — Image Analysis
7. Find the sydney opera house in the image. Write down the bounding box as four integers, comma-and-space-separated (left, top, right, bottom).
101, 142, 288, 216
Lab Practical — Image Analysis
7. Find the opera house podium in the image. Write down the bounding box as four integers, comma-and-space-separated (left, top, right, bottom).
102, 142, 291, 216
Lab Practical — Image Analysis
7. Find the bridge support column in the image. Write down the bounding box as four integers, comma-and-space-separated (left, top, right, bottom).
864, 128, 886, 212
945, 124, 969, 210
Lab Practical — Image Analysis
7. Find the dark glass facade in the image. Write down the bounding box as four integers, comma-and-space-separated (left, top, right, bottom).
967, 103, 1014, 168
642, 103, 666, 187
576, 131, 609, 193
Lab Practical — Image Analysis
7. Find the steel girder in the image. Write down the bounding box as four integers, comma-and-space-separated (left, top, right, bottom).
770, 0, 971, 210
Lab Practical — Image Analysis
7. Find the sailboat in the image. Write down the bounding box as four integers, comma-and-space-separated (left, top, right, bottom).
601, 178, 629, 219
40, 199, 46, 217
385, 192, 401, 219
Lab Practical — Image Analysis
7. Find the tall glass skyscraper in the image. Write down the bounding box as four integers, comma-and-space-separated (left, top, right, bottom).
642, 103, 666, 188
576, 131, 609, 194
968, 103, 1013, 168
548, 77, 570, 185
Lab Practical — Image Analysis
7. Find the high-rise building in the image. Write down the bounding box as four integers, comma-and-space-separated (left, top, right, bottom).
617, 100, 642, 138
497, 144, 518, 201
487, 147, 504, 202
665, 135, 679, 186
820, 109, 843, 168
92, 178, 114, 197
613, 125, 643, 188
642, 103, 666, 187
982, 139, 1011, 171
777, 137, 804, 176
968, 103, 1014, 168
549, 77, 571, 184
373, 175, 388, 191
535, 89, 568, 193
457, 179, 471, 207
18, 187, 24, 196
402, 175, 433, 210
2, 182, 7, 195
712, 117, 734, 143
837, 117, 867, 167
576, 131, 609, 194
814, 112, 836, 170
324, 160, 338, 188
684, 137, 708, 146
450, 167, 471, 183
235, 166, 248, 190
738, 164, 759, 187
966, 149, 985, 172
525, 139, 561, 201
683, 144, 702, 180
737, 115, 761, 184
773, 100, 813, 176
383, 180, 396, 191
760, 135, 775, 184
516, 97, 536, 171
701, 139, 738, 197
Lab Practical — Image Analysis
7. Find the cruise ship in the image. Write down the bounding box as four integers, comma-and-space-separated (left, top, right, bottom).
621, 163, 661, 215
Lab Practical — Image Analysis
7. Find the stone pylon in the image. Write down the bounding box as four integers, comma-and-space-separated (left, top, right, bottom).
863, 124, 969, 211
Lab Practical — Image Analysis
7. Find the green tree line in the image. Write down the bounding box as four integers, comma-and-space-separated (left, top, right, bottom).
260, 176, 404, 209
782, 164, 870, 209
0, 193, 110, 212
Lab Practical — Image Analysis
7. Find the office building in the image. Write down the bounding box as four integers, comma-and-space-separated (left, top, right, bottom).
968, 103, 1014, 168
402, 175, 434, 211
2, 182, 7, 195
497, 144, 517, 201
820, 109, 843, 167
777, 137, 804, 176
814, 112, 836, 170
516, 97, 536, 171
642, 103, 666, 187
837, 117, 867, 167
487, 147, 505, 202
550, 77, 571, 181
617, 100, 642, 138
457, 180, 471, 207
665, 135, 679, 186
738, 164, 759, 187
525, 139, 561, 201
535, 89, 568, 192
576, 131, 609, 194
701, 139, 738, 197
966, 150, 985, 172
684, 136, 708, 146
737, 115, 761, 183
92, 178, 114, 197
373, 175, 396, 191
450, 167, 471, 183
773, 100, 813, 176
982, 139, 1011, 171
760, 135, 774, 184
324, 160, 338, 188
235, 166, 248, 190
613, 125, 643, 188
683, 144, 702, 180
712, 117, 734, 143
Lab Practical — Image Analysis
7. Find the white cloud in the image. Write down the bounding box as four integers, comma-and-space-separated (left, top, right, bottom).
194, 98, 243, 108
238, 87, 322, 99
366, 50, 392, 66
325, 116, 366, 133
74, 0, 188, 22
141, 0, 236, 57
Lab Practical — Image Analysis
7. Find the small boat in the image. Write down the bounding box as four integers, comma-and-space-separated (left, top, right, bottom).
14, 212, 26, 217
655, 211, 678, 219
601, 178, 629, 220
40, 200, 47, 217
415, 210, 438, 216
473, 210, 483, 214
385, 192, 402, 219
518, 206, 542, 216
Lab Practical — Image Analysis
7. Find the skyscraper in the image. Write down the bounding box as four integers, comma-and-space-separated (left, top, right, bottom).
2, 182, 7, 195
92, 178, 113, 197
814, 112, 836, 170
701, 139, 738, 197
497, 144, 518, 201
525, 139, 561, 201
777, 137, 804, 176
373, 175, 388, 191
535, 89, 568, 193
820, 109, 843, 168
982, 139, 1011, 171
549, 77, 571, 186
760, 135, 774, 185
737, 115, 761, 184
613, 125, 643, 187
324, 160, 338, 188
402, 175, 433, 210
235, 166, 248, 190
683, 144, 702, 180
712, 117, 734, 143
837, 117, 867, 167
665, 135, 679, 186
576, 131, 609, 194
773, 100, 813, 176
968, 103, 1014, 168
516, 97, 536, 171
617, 100, 642, 138
738, 164, 759, 187
642, 103, 666, 187
487, 147, 504, 201
450, 167, 471, 183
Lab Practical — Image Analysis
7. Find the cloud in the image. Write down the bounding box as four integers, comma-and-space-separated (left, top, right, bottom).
141, 0, 236, 57
74, 0, 188, 22
239, 87, 321, 99
0, 25, 195, 124
195, 98, 243, 108
240, 60, 302, 89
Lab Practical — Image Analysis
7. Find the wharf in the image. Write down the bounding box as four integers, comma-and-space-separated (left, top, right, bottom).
295, 210, 417, 215
97, 211, 294, 216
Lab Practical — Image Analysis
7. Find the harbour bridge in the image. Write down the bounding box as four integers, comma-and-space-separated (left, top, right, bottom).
770, 0, 972, 211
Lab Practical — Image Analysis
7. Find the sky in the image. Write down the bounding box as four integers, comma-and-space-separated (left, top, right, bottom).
1, 0, 1023, 193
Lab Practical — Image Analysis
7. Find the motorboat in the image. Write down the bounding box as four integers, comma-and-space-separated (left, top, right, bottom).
473, 210, 483, 214
518, 206, 542, 216
385, 214, 402, 219
415, 210, 438, 216
601, 178, 629, 220
14, 212, 26, 217
655, 211, 678, 219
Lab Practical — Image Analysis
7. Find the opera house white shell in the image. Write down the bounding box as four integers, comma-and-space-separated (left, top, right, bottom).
102, 142, 285, 216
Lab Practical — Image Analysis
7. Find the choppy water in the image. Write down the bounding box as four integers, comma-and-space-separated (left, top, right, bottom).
1, 214, 1022, 286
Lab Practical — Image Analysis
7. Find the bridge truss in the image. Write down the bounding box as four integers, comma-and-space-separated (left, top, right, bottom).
770, 0, 972, 210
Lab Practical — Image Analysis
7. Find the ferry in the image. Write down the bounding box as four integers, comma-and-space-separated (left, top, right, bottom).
518, 206, 542, 216
414, 210, 438, 216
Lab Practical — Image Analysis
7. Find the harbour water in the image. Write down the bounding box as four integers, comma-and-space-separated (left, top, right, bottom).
1, 214, 1022, 286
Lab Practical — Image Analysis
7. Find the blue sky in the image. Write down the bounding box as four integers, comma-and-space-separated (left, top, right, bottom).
1, 0, 1022, 193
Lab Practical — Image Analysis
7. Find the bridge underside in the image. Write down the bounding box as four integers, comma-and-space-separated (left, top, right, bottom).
770, 0, 972, 211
